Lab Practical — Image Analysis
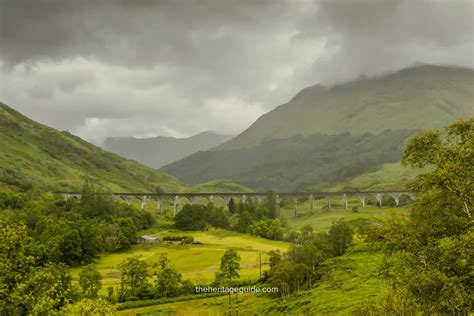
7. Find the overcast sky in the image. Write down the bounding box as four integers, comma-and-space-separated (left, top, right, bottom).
1, 0, 473, 144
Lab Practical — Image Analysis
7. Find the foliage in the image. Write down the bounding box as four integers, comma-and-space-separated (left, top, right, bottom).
0, 184, 155, 266
372, 119, 474, 313
118, 257, 150, 302
215, 249, 241, 285
174, 204, 209, 230
60, 298, 115, 315
329, 219, 353, 256
265, 220, 352, 298
162, 235, 194, 244
79, 264, 102, 298
154, 254, 184, 298
0, 222, 74, 315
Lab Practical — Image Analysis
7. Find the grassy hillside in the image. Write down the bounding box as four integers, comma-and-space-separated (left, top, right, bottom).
220, 65, 473, 150
0, 103, 250, 193
163, 65, 473, 191
327, 162, 423, 191
104, 132, 233, 168
163, 129, 417, 190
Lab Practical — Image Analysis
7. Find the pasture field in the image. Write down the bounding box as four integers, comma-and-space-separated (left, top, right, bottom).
70, 230, 290, 295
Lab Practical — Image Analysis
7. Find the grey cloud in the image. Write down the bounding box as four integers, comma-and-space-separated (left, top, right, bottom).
0, 0, 472, 143
295, 0, 474, 84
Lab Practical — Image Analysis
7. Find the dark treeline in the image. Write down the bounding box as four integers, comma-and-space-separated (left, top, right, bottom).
174, 191, 295, 241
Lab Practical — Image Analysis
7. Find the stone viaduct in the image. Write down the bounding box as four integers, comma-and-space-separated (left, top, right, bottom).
59, 190, 416, 217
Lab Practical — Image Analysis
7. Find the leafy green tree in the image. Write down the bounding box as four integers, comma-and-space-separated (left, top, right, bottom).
60, 228, 83, 265
235, 211, 253, 233
402, 118, 473, 218
0, 188, 25, 209
118, 257, 150, 301
209, 205, 230, 228
228, 197, 236, 214
10, 263, 73, 315
80, 181, 116, 218
60, 298, 115, 315
79, 264, 102, 298
174, 204, 208, 230
0, 222, 35, 313
329, 219, 353, 256
154, 254, 182, 298
265, 191, 278, 219
215, 249, 241, 284
377, 119, 474, 313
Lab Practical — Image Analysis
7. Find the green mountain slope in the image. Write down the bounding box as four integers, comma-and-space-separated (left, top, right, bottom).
0, 103, 250, 193
104, 132, 233, 168
219, 65, 473, 150
0, 103, 185, 192
163, 65, 473, 190
163, 130, 417, 190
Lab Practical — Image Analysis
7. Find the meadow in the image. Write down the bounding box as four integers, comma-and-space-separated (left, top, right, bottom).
70, 229, 290, 295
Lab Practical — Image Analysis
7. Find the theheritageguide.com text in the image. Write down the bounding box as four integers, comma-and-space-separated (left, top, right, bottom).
195, 286, 278, 294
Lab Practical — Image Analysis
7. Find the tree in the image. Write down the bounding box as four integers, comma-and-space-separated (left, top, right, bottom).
207, 204, 229, 229
174, 204, 208, 230
154, 254, 182, 298
402, 118, 473, 218
60, 229, 83, 265
328, 219, 353, 256
215, 249, 241, 284
0, 222, 35, 314
60, 298, 115, 315
377, 119, 474, 313
235, 211, 253, 233
79, 264, 102, 298
265, 191, 278, 219
118, 257, 150, 301
228, 198, 236, 214
10, 263, 73, 315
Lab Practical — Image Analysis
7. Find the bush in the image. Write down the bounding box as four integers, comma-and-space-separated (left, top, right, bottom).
163, 236, 194, 244
174, 204, 208, 230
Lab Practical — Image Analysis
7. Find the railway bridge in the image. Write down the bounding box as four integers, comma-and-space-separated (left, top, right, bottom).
58, 190, 416, 217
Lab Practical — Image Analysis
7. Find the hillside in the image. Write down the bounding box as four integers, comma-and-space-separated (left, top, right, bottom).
0, 103, 249, 193
104, 132, 232, 168
163, 65, 474, 190
219, 65, 473, 150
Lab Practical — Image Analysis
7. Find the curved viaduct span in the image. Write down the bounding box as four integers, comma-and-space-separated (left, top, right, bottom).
58, 190, 416, 217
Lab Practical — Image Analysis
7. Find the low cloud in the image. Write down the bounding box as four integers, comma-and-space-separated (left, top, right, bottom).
0, 0, 472, 143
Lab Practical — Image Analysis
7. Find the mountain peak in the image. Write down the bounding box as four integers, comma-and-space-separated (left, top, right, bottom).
218, 65, 473, 150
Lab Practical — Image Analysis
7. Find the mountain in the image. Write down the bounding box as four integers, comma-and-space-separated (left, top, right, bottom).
103, 132, 233, 168
162, 65, 474, 190
0, 103, 249, 193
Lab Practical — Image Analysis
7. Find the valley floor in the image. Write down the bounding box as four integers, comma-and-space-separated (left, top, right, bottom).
71, 202, 408, 315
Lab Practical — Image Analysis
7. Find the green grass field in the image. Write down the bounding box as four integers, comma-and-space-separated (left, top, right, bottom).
70, 230, 290, 295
